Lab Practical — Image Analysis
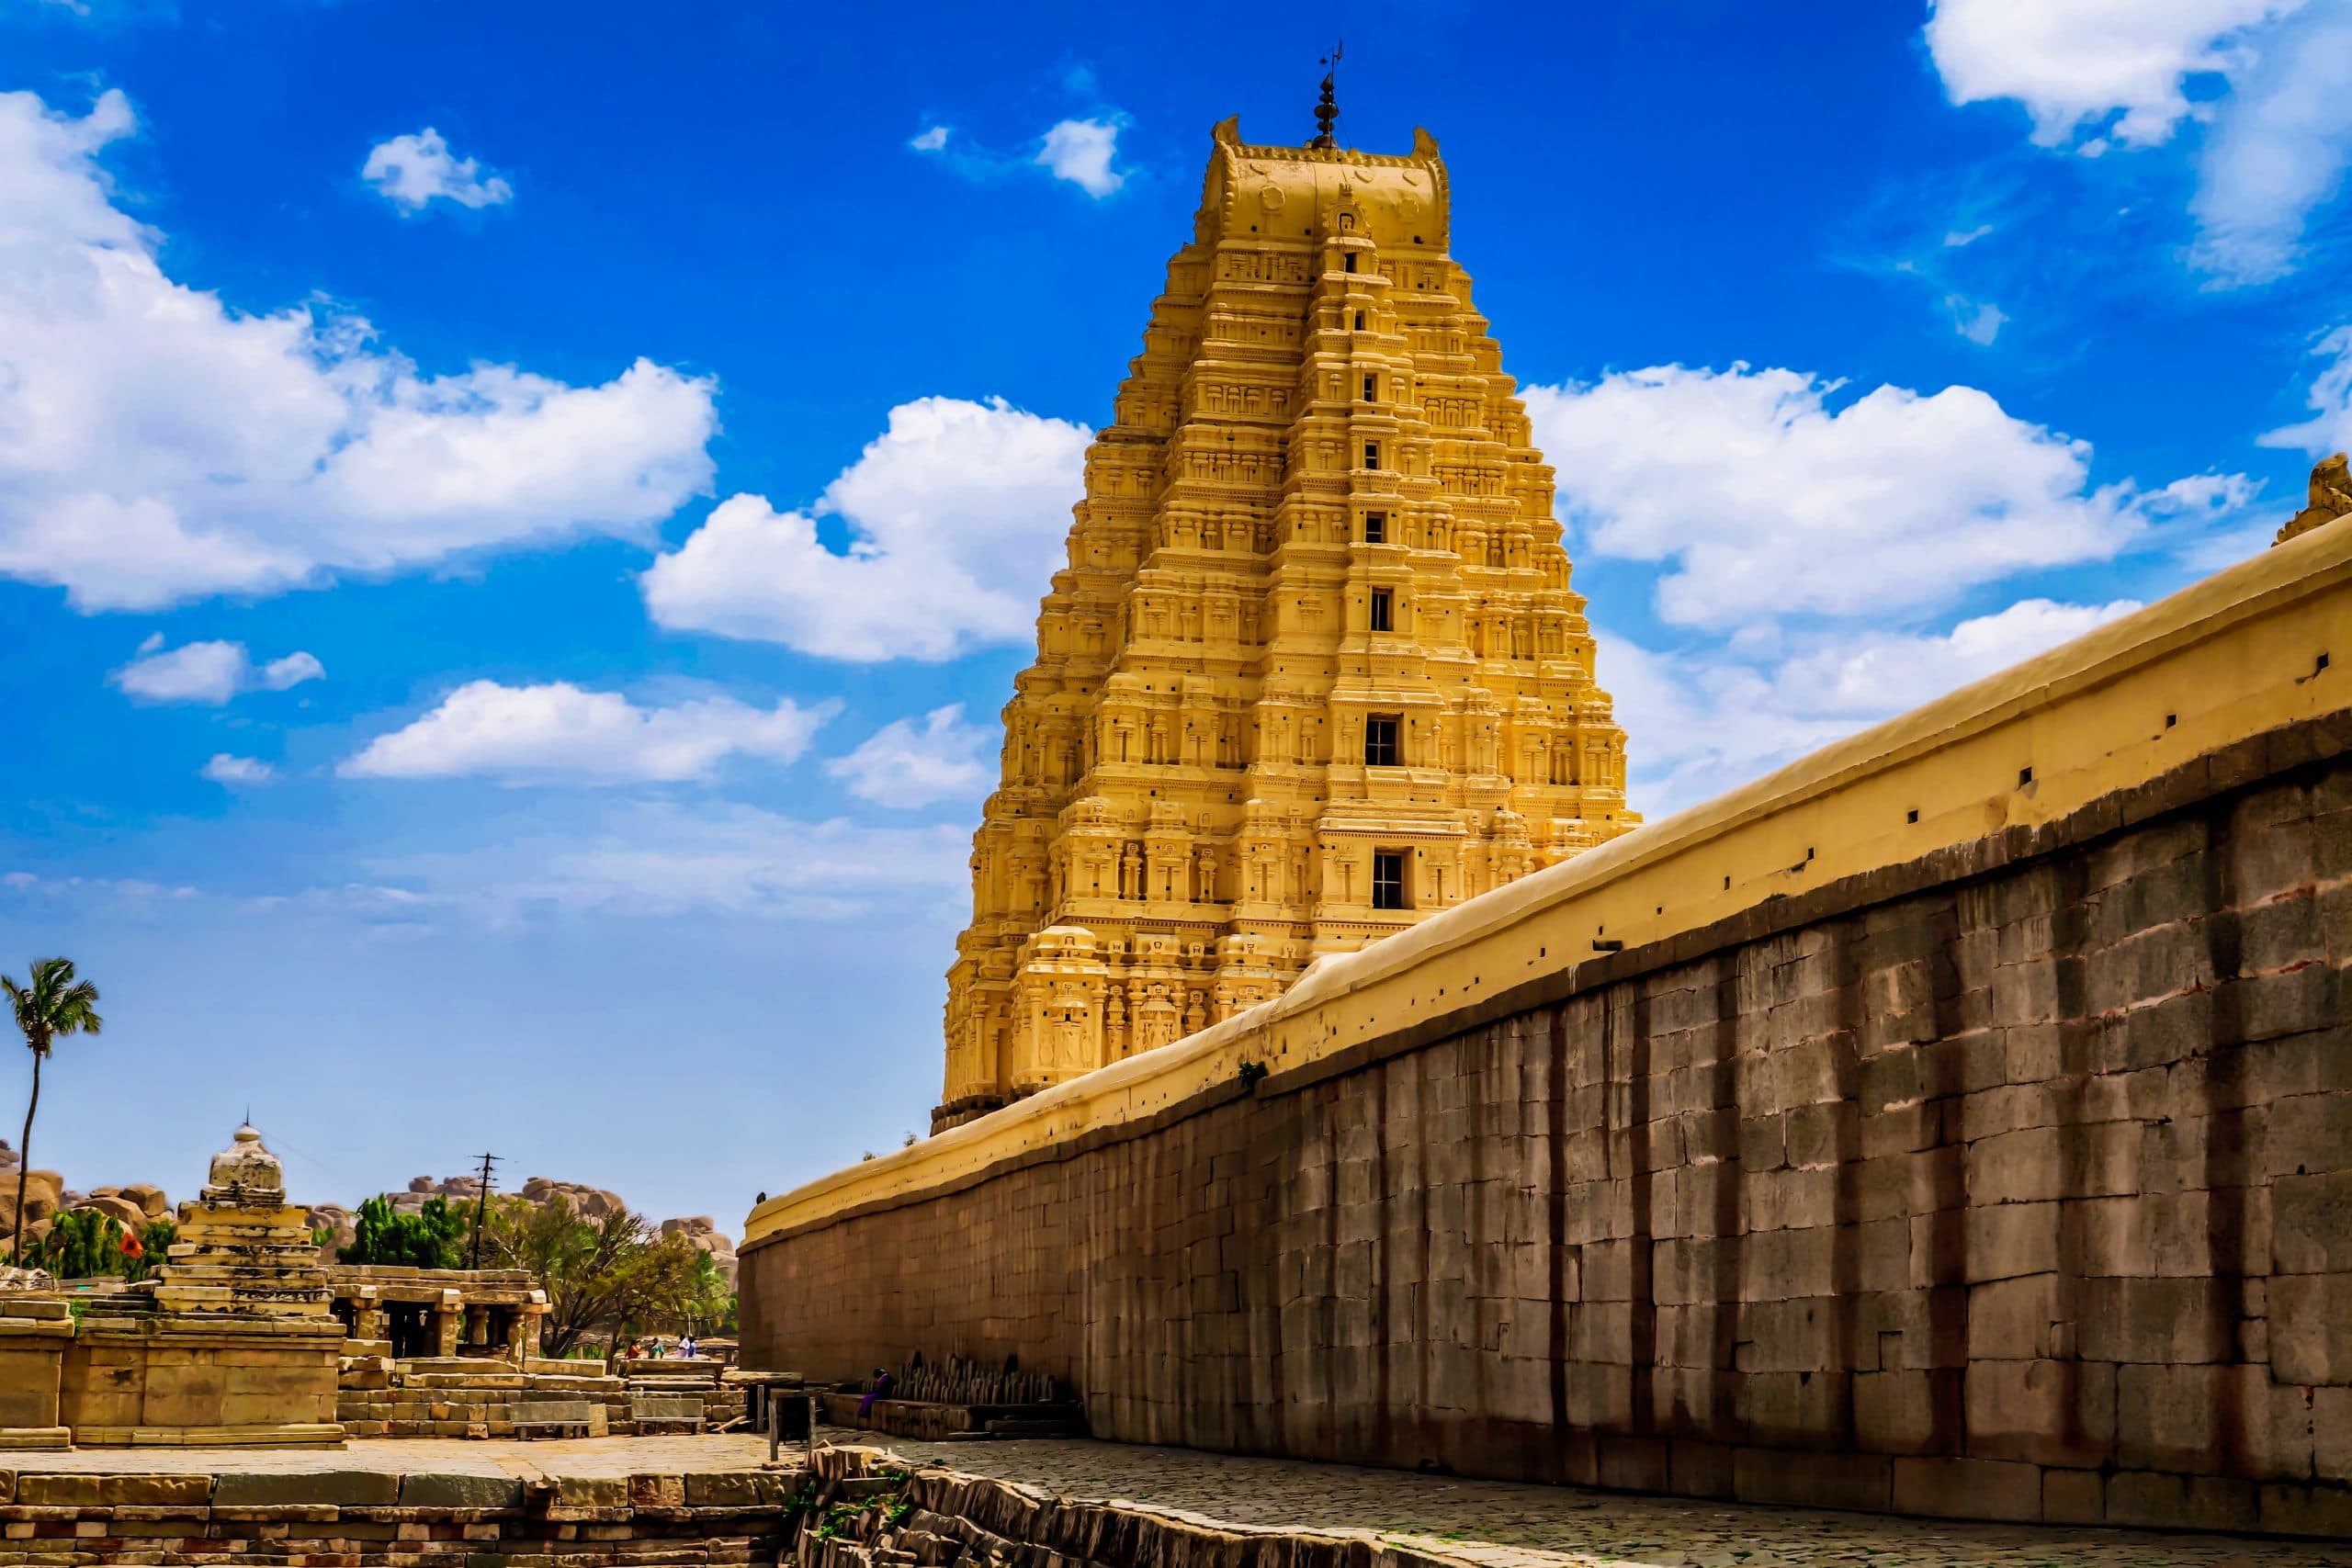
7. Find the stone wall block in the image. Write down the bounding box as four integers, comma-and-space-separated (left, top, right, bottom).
1962, 1201, 2061, 1282
1852, 1369, 1945, 1455
2270, 1273, 2352, 1385
1963, 1359, 2115, 1467
1966, 1274, 2058, 1361
2272, 1170, 2352, 1274
1891, 1456, 2043, 1521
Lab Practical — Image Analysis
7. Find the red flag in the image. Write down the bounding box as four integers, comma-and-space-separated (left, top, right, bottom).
119, 1228, 142, 1259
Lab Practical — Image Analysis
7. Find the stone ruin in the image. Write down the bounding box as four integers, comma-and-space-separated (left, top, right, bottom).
53, 1122, 347, 1447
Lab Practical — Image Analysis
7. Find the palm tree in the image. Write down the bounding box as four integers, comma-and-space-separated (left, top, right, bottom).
2, 959, 101, 1265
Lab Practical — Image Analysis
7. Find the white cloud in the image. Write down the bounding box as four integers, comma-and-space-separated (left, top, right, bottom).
200, 753, 277, 784
1926, 0, 2301, 147
341, 680, 833, 784
361, 128, 514, 211
1036, 118, 1125, 197
0, 89, 718, 611
1923, 0, 2352, 286
112, 638, 323, 704
2189, 2, 2352, 283
259, 650, 325, 690
1948, 295, 2009, 345
641, 396, 1091, 661
911, 113, 1129, 197
369, 801, 968, 922
1770, 598, 2143, 715
826, 705, 992, 808
2263, 325, 2352, 455
1523, 364, 2244, 633
1607, 597, 2144, 815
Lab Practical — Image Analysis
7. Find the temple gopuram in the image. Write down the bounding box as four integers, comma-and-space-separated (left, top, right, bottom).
936, 106, 1635, 1129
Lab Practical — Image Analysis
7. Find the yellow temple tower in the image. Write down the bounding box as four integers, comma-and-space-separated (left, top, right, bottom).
935, 106, 1636, 1129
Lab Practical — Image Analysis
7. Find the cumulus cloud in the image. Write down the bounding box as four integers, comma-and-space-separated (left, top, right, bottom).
909, 125, 951, 152
641, 396, 1091, 661
360, 128, 514, 211
341, 681, 833, 784
112, 638, 323, 704
200, 753, 277, 785
1523, 364, 2245, 632
1923, 0, 2352, 286
826, 705, 993, 808
1607, 597, 2145, 814
1926, 0, 2300, 147
0, 89, 718, 611
1035, 118, 1125, 197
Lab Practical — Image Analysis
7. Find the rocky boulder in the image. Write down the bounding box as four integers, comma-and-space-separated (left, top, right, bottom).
82, 1194, 146, 1230
659, 1215, 738, 1286
0, 1171, 66, 1236
518, 1176, 626, 1220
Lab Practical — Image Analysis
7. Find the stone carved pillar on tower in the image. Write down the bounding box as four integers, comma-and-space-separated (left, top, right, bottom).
1009, 927, 1111, 1094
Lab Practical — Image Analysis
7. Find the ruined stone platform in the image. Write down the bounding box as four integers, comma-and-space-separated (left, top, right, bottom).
0, 1436, 809, 1565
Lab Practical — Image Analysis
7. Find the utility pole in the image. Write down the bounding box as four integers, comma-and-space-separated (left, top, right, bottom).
468, 1152, 497, 1269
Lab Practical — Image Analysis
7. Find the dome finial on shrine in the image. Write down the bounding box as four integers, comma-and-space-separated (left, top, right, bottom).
1310, 40, 1342, 149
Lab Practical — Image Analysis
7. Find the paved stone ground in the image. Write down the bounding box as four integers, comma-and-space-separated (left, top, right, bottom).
837, 1428, 2352, 1568
7, 1433, 792, 1478
9, 1428, 2349, 1566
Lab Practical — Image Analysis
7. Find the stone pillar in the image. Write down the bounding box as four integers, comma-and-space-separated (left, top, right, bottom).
431, 1300, 460, 1359
464, 1303, 489, 1350
0, 1298, 72, 1450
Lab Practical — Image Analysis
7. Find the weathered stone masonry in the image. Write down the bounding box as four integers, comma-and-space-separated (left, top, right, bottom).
745, 715, 2352, 1536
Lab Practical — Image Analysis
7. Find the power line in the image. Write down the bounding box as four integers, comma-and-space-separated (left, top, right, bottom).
468, 1152, 497, 1269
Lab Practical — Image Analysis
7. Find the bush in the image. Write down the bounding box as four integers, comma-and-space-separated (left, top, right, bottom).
40, 1209, 124, 1279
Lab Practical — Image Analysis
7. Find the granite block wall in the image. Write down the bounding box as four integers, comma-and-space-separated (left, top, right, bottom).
743, 727, 2352, 1532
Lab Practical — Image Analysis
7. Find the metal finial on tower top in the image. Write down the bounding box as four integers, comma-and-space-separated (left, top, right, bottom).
1310, 40, 1342, 149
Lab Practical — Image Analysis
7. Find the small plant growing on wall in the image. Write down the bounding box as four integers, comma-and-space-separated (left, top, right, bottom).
1237, 1059, 1269, 1089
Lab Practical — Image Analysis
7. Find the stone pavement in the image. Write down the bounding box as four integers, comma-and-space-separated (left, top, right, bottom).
836, 1428, 2352, 1568
6, 1427, 2348, 1566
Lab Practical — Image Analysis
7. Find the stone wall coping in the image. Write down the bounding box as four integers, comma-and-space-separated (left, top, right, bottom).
746, 512, 2352, 1248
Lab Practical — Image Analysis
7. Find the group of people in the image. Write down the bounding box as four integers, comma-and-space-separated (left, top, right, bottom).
623, 1334, 698, 1359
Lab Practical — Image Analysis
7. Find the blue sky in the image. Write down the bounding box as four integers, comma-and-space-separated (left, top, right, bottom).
1, 0, 2347, 1227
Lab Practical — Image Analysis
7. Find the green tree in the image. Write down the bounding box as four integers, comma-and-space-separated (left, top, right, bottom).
480, 1195, 712, 1358
338, 1194, 466, 1269
2, 958, 102, 1264
40, 1208, 124, 1279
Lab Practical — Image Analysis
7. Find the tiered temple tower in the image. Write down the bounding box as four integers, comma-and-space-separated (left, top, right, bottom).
935, 113, 1636, 1129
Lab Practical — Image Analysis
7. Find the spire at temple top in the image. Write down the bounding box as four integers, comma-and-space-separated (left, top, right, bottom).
1310, 41, 1341, 149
